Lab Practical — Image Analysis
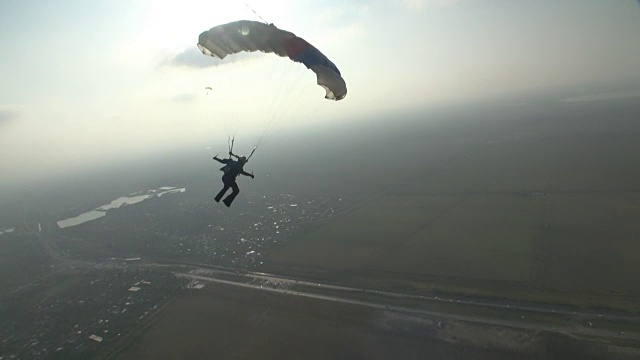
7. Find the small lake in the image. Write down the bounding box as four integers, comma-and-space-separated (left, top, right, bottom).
57, 186, 186, 229
0, 227, 15, 236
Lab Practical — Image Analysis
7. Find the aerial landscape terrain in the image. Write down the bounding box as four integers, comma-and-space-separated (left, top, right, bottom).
1, 1, 640, 359
2, 97, 640, 359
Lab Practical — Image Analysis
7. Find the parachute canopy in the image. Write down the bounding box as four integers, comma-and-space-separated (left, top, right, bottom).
197, 20, 347, 101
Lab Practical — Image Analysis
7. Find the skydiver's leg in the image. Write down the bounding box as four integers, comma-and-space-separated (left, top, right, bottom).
214, 185, 229, 202
215, 177, 231, 202
222, 181, 240, 207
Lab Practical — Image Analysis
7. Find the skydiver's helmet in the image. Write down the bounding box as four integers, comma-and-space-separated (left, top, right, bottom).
239, 156, 248, 164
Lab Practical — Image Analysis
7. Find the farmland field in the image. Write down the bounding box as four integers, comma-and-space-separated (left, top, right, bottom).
265, 104, 640, 310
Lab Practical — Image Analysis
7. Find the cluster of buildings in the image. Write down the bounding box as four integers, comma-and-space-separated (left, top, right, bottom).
1, 267, 184, 359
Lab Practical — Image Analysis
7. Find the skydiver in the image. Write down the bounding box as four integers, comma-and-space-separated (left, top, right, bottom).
212, 152, 254, 207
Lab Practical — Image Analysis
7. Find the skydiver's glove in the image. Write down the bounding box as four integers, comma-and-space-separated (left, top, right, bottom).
251, 174, 255, 179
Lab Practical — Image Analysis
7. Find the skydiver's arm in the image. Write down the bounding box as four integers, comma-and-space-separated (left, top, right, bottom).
229, 152, 239, 159
213, 156, 230, 164
240, 170, 254, 178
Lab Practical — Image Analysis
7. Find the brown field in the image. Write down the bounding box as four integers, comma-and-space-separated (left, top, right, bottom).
115, 283, 531, 360
116, 103, 640, 358
265, 108, 640, 308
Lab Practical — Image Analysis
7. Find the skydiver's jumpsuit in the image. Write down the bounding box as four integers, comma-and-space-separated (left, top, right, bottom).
213, 158, 252, 207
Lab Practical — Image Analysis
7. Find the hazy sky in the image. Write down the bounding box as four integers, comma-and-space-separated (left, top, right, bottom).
1, 0, 639, 190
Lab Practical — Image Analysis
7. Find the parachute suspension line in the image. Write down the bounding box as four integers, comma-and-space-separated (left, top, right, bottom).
247, 146, 257, 160
253, 68, 310, 149
224, 110, 236, 153
256, 72, 297, 144
248, 58, 292, 149
257, 65, 305, 141
259, 74, 325, 150
242, 2, 269, 25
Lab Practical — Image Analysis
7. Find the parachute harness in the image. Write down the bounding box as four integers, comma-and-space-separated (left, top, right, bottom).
228, 136, 235, 155
228, 136, 256, 160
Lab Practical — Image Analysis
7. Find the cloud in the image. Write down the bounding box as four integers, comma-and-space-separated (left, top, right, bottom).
560, 90, 640, 103
0, 105, 22, 125
166, 47, 263, 68
315, 3, 369, 24
170, 93, 197, 103
401, 0, 460, 10
312, 4, 369, 45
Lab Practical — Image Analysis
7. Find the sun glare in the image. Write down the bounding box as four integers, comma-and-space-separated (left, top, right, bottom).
138, 0, 290, 50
